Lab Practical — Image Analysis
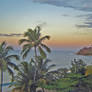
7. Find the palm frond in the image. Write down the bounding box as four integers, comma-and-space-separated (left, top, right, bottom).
24, 29, 36, 41
24, 29, 32, 37
30, 58, 36, 66
19, 39, 30, 45
48, 64, 56, 70
22, 48, 30, 58
21, 44, 32, 58
41, 44, 51, 53
1, 41, 6, 48
21, 45, 29, 54
7, 67, 14, 81
23, 43, 33, 49
20, 62, 28, 73
6, 55, 19, 60
43, 59, 51, 67
7, 61, 19, 70
17, 70, 28, 79
22, 43, 33, 53
35, 26, 41, 32
5, 46, 13, 51
34, 26, 41, 39
39, 35, 50, 43
38, 46, 46, 59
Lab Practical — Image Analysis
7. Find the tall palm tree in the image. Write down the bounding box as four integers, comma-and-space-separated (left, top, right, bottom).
19, 26, 51, 59
19, 26, 51, 86
0, 41, 19, 92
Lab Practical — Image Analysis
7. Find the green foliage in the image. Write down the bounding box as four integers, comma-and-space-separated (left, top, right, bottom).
42, 63, 92, 92
12, 57, 56, 92
41, 44, 51, 53
0, 41, 19, 92
16, 26, 52, 92
0, 41, 19, 76
38, 46, 46, 59
19, 26, 51, 59
71, 59, 86, 75
12, 61, 36, 92
0, 59, 7, 71
85, 65, 92, 76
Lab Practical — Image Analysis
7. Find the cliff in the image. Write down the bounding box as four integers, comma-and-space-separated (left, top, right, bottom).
76, 47, 92, 56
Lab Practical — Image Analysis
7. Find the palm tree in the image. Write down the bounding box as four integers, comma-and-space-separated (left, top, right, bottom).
0, 41, 19, 92
12, 57, 56, 92
37, 57, 56, 78
37, 57, 56, 92
19, 26, 51, 59
19, 26, 51, 87
12, 61, 36, 92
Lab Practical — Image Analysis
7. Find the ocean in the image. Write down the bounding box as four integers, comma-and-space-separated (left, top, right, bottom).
1, 48, 92, 92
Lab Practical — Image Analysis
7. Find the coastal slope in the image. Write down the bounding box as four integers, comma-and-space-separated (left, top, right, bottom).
76, 47, 92, 56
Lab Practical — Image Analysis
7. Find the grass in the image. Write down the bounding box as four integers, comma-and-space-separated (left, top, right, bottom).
43, 73, 84, 92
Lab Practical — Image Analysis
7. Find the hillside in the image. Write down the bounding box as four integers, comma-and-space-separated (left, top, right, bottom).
76, 47, 92, 56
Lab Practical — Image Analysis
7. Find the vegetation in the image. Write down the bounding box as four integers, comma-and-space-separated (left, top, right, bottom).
0, 41, 19, 92
70, 59, 86, 75
19, 26, 51, 59
85, 65, 92, 76
0, 26, 92, 92
12, 61, 36, 92
42, 59, 92, 92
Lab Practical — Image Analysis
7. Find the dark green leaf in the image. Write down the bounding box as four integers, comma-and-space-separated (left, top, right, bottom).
23, 48, 30, 58
7, 67, 14, 81
19, 39, 30, 45
6, 55, 19, 60
38, 46, 46, 59
41, 44, 51, 53
7, 61, 19, 70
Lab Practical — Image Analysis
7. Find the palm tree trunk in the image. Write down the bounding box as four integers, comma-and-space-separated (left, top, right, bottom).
34, 46, 37, 57
34, 46, 37, 83
0, 68, 3, 92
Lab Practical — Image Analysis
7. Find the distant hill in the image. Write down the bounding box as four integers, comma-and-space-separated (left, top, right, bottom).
76, 47, 92, 56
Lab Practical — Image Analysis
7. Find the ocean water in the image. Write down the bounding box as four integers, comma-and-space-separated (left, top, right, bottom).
1, 48, 92, 92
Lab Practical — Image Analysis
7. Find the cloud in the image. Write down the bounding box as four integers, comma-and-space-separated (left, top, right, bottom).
76, 14, 92, 28
76, 24, 92, 28
33, 0, 92, 28
33, 0, 92, 12
33, 0, 92, 29
76, 14, 92, 20
61, 14, 70, 17
0, 33, 23, 37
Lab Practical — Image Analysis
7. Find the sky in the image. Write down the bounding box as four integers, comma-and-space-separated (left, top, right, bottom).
0, 0, 92, 48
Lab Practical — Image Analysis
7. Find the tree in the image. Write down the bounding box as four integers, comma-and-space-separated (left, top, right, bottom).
12, 61, 36, 92
37, 57, 56, 92
85, 65, 92, 76
19, 26, 51, 91
71, 59, 86, 75
0, 41, 19, 92
55, 68, 69, 78
12, 57, 56, 92
19, 26, 51, 59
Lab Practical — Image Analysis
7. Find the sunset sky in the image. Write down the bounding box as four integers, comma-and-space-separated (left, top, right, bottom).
0, 0, 92, 48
